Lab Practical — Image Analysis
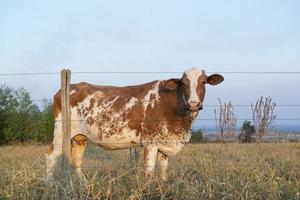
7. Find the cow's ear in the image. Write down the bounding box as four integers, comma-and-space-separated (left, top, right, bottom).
164, 78, 180, 90
207, 74, 224, 85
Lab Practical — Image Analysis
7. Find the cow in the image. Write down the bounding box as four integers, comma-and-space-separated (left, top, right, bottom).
46, 67, 224, 181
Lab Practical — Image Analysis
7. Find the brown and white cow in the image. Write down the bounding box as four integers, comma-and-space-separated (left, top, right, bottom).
46, 67, 223, 181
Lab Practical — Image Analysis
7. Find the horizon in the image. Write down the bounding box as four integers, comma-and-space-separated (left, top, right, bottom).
194, 124, 300, 133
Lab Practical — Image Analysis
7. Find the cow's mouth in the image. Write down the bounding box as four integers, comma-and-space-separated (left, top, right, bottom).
186, 106, 203, 112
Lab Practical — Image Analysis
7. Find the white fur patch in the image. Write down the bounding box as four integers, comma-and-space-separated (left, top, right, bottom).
70, 90, 76, 95
124, 97, 138, 111
140, 81, 161, 130
184, 67, 204, 103
142, 81, 161, 111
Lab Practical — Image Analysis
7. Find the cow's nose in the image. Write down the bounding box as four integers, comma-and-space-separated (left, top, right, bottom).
188, 101, 201, 108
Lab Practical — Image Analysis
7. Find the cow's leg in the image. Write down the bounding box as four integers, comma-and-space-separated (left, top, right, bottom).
45, 120, 63, 182
143, 145, 158, 177
157, 151, 168, 181
71, 134, 87, 181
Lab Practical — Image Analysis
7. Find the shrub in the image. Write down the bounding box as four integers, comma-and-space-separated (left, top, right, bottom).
0, 84, 54, 144
239, 121, 255, 143
190, 129, 204, 143
288, 138, 298, 143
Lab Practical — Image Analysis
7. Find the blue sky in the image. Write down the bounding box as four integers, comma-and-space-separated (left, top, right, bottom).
1, 0, 300, 128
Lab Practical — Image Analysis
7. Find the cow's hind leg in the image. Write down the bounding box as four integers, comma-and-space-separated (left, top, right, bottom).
45, 120, 63, 182
71, 134, 88, 181
157, 151, 168, 181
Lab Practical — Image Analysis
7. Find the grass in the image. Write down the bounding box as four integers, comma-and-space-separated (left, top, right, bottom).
0, 143, 299, 199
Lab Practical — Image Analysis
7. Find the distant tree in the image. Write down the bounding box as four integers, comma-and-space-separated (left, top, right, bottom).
251, 96, 276, 141
239, 121, 255, 143
0, 84, 54, 144
2, 87, 39, 143
0, 85, 17, 144
190, 129, 204, 143
35, 101, 54, 143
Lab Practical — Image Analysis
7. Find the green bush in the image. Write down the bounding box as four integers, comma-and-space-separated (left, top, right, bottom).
0, 84, 54, 144
0, 195, 9, 200
239, 121, 255, 143
190, 129, 204, 143
288, 138, 298, 143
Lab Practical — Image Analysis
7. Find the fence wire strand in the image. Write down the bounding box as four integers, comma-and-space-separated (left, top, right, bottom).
30, 98, 300, 107
1, 71, 300, 76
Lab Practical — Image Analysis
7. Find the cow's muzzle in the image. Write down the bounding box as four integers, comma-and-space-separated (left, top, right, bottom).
182, 96, 203, 112
186, 101, 203, 112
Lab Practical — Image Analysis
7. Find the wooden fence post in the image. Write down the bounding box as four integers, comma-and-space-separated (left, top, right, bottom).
61, 69, 72, 170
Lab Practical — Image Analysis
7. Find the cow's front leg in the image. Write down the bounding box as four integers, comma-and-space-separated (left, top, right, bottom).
71, 134, 88, 182
143, 145, 158, 176
157, 151, 168, 181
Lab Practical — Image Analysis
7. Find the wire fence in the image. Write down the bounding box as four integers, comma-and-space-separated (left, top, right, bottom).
0, 164, 300, 171
1, 70, 300, 125
32, 118, 300, 121
1, 143, 300, 170
1, 70, 300, 76
31, 98, 300, 107
0, 71, 299, 178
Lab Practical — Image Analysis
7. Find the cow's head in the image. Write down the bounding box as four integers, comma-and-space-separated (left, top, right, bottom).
165, 67, 224, 112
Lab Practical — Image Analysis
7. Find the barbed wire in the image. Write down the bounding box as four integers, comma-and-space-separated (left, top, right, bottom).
2, 71, 299, 110
32, 99, 53, 102
0, 72, 299, 173
30, 98, 300, 107
48, 138, 300, 147
47, 164, 300, 171
0, 163, 299, 171
20, 118, 300, 122
1, 71, 299, 128
74, 71, 300, 74
1, 71, 300, 76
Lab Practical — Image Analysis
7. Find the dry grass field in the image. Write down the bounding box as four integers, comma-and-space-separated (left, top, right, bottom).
0, 143, 299, 200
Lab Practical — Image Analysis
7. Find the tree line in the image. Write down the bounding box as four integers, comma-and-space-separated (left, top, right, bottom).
0, 85, 54, 145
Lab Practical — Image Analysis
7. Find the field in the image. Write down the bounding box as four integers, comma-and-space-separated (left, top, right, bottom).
0, 143, 299, 200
